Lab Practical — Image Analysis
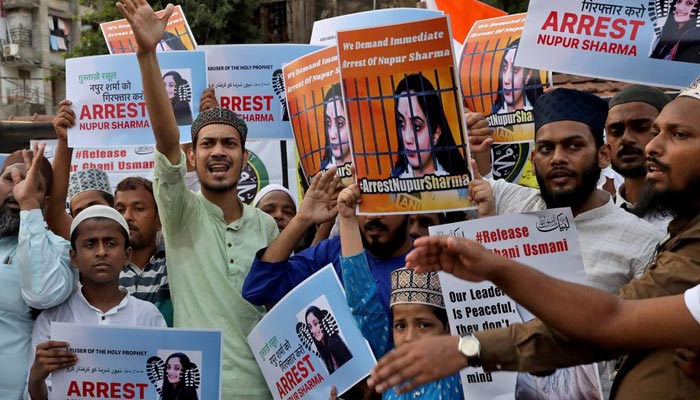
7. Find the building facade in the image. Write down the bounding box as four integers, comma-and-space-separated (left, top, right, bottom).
0, 0, 82, 118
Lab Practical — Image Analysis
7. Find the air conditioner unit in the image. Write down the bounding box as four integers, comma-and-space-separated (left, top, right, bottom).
3, 44, 19, 58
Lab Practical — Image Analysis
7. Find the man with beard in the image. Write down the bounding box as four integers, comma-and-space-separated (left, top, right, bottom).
606, 85, 672, 228
119, 2, 278, 398
114, 177, 172, 326
0, 145, 76, 399
243, 170, 412, 357
467, 88, 663, 397
368, 79, 700, 399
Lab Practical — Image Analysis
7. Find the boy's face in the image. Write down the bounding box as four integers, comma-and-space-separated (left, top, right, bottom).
70, 219, 131, 285
392, 303, 447, 347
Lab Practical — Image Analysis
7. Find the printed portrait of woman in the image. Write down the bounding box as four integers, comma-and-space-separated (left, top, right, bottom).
491, 38, 543, 115
391, 74, 469, 179
162, 71, 193, 126
158, 31, 188, 51
650, 0, 700, 63
320, 83, 352, 170
161, 352, 199, 400
301, 305, 353, 374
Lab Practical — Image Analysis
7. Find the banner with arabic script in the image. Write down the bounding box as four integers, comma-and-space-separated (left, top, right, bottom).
430, 208, 602, 400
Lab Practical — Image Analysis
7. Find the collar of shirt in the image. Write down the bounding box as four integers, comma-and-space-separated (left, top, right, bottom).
572, 192, 616, 222
195, 191, 250, 230
77, 288, 131, 317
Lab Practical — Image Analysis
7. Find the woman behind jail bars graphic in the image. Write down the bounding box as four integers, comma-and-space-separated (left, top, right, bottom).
391, 74, 469, 179
491, 38, 543, 115
320, 83, 352, 170
162, 71, 193, 126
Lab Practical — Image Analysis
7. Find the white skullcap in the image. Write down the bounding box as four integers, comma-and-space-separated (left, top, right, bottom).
69, 205, 129, 238
252, 184, 298, 210
679, 75, 700, 101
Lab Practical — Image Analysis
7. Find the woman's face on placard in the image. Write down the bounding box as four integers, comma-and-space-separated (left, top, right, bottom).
326, 98, 350, 162
166, 357, 183, 384
306, 312, 324, 342
163, 75, 177, 100
674, 0, 698, 23
397, 92, 438, 172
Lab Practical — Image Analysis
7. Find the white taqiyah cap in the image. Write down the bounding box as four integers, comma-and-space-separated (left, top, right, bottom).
69, 204, 129, 238
679, 75, 700, 101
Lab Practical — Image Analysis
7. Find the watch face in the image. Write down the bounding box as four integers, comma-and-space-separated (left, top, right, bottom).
459, 336, 480, 357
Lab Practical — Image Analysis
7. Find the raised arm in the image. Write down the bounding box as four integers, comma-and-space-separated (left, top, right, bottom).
338, 184, 391, 357
259, 167, 339, 262
406, 235, 700, 349
117, 0, 180, 163
44, 99, 74, 240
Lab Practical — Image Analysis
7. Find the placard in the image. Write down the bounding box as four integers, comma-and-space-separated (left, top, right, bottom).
337, 16, 474, 214
66, 51, 206, 147
460, 14, 552, 188
430, 208, 601, 400
517, 0, 700, 89
248, 265, 375, 400
50, 323, 222, 400
202, 44, 324, 140
100, 5, 197, 53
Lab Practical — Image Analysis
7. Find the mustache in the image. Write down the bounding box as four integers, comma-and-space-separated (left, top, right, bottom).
646, 156, 671, 171
364, 220, 388, 232
617, 146, 644, 157
1, 196, 19, 209
546, 167, 576, 178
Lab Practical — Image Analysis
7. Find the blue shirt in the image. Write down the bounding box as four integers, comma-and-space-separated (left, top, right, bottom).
0, 210, 76, 399
243, 236, 408, 322
340, 253, 463, 399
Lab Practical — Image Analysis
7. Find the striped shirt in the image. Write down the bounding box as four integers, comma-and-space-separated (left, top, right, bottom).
119, 248, 171, 324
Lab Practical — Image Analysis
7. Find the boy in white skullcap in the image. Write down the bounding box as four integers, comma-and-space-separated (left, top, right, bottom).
27, 205, 165, 400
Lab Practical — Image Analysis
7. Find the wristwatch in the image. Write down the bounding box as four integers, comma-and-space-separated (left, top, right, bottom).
457, 334, 482, 367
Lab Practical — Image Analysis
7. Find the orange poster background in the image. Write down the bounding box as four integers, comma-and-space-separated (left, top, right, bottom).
100, 6, 196, 54
338, 16, 473, 214
283, 46, 351, 185
459, 13, 550, 142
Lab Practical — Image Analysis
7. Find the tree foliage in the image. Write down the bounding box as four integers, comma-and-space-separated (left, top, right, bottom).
69, 0, 261, 58
481, 0, 529, 14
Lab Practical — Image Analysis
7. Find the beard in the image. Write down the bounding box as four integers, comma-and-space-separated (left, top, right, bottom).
536, 157, 602, 210
361, 217, 409, 259
632, 180, 700, 220
0, 206, 20, 238
611, 146, 647, 178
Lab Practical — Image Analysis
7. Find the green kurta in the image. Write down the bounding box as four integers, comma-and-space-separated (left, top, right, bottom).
153, 150, 278, 399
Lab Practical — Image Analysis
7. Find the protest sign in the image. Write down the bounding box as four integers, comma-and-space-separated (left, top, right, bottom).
50, 322, 222, 400
31, 138, 299, 206
460, 14, 552, 188
66, 51, 206, 148
202, 44, 324, 140
310, 8, 443, 46
517, 0, 699, 89
248, 265, 375, 400
100, 5, 197, 54
430, 208, 602, 400
283, 46, 354, 186
337, 16, 474, 215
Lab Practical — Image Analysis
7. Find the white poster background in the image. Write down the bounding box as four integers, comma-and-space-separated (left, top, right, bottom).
429, 208, 601, 400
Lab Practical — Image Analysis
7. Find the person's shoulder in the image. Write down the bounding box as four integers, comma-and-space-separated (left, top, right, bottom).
244, 204, 277, 228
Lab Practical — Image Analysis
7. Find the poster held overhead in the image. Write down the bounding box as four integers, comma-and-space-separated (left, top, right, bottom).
459, 14, 552, 188
337, 16, 474, 215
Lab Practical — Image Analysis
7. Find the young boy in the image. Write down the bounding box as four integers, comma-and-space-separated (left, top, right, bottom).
27, 205, 166, 400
